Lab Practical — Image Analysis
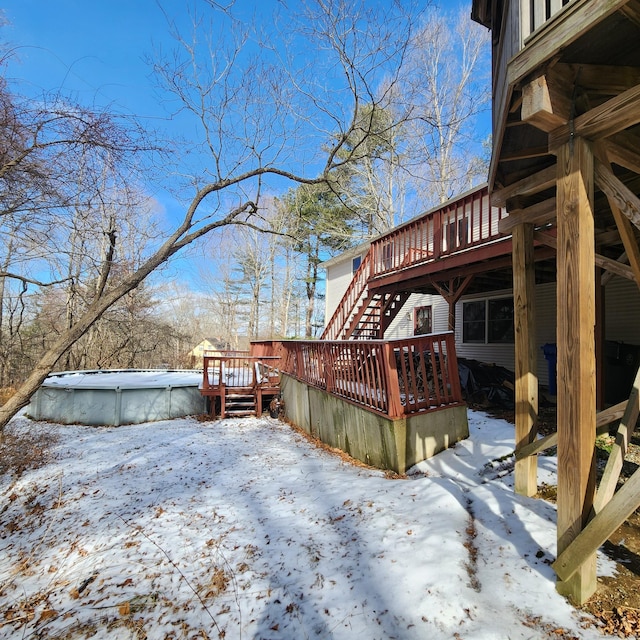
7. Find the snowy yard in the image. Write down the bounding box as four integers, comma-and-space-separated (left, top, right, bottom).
0, 410, 618, 639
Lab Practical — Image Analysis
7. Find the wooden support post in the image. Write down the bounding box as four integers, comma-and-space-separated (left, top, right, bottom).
555, 138, 597, 604
513, 223, 538, 496
595, 269, 605, 411
432, 276, 474, 332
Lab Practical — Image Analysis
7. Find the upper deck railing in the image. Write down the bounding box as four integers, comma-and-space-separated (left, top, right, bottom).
521, 0, 574, 40
491, 0, 576, 151
369, 185, 508, 279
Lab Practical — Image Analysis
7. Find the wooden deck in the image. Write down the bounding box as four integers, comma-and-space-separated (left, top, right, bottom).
200, 353, 281, 418
322, 184, 555, 341
253, 333, 464, 420
473, 0, 640, 603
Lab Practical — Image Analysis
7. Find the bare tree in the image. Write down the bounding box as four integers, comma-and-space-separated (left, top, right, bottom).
399, 8, 490, 205
0, 0, 421, 433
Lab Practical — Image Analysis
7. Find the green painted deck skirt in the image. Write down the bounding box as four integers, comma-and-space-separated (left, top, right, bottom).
280, 374, 469, 474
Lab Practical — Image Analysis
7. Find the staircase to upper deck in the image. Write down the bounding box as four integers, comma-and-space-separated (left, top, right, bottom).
322, 185, 510, 341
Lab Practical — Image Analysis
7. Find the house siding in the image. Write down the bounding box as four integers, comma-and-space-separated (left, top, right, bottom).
324, 255, 365, 325
323, 251, 640, 391
385, 278, 640, 389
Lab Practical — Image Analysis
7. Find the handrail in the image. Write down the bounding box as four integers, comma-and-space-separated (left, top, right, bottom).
270, 334, 463, 419
369, 186, 508, 278
322, 251, 373, 340
522, 0, 574, 41
202, 354, 281, 391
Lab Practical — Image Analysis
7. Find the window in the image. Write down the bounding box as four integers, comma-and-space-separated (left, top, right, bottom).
462, 301, 486, 343
487, 298, 514, 343
352, 255, 361, 273
382, 242, 394, 270
414, 305, 433, 335
462, 297, 514, 344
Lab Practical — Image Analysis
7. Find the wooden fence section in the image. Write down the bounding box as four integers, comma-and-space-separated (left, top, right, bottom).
369, 186, 508, 278
256, 333, 464, 420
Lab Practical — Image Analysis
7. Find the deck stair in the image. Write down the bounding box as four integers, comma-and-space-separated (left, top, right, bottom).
224, 389, 257, 417
200, 353, 281, 419
322, 251, 373, 340
323, 248, 411, 340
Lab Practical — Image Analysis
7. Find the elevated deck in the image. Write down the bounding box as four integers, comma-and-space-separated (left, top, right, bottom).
322, 184, 555, 340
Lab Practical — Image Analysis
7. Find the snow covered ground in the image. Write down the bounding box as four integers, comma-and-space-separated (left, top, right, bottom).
0, 410, 618, 639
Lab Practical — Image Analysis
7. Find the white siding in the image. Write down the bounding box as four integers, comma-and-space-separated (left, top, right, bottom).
384, 294, 450, 338
324, 256, 364, 324
604, 277, 640, 345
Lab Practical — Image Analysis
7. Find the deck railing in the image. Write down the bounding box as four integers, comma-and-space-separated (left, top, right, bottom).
254, 334, 464, 419
201, 352, 281, 392
369, 186, 508, 278
322, 251, 373, 341
522, 0, 574, 40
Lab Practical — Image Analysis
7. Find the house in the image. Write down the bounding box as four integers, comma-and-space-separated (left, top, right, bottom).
187, 338, 228, 363
324, 0, 640, 600
322, 185, 640, 397
471, 0, 640, 604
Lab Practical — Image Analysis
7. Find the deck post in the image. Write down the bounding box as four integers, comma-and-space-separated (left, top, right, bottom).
555, 137, 597, 604
512, 222, 538, 497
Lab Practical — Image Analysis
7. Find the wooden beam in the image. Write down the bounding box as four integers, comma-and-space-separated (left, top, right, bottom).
553, 63, 640, 96
553, 464, 640, 582
515, 401, 628, 460
593, 255, 636, 282
605, 132, 640, 174
550, 83, 640, 149
499, 197, 556, 233
595, 150, 640, 288
513, 224, 538, 496
500, 145, 551, 162
555, 137, 597, 604
491, 164, 557, 207
620, 1, 640, 28
522, 70, 573, 132
508, 0, 631, 88
533, 230, 637, 281
594, 159, 640, 230
593, 366, 640, 513
601, 251, 628, 287
431, 276, 474, 332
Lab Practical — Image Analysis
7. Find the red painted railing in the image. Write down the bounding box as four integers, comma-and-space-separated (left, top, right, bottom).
370, 186, 508, 278
255, 334, 464, 419
322, 251, 373, 341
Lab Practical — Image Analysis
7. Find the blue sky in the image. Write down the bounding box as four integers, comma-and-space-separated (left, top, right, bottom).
4, 0, 474, 125
4, 0, 174, 119
3, 0, 480, 289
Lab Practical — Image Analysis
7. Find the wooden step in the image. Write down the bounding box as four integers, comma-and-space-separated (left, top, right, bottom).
225, 393, 256, 417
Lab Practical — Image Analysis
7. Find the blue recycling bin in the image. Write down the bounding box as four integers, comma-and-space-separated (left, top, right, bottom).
542, 343, 557, 395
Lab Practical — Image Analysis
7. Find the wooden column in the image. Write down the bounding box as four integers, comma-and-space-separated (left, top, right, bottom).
595, 269, 605, 411
555, 138, 597, 604
432, 276, 474, 332
513, 223, 538, 496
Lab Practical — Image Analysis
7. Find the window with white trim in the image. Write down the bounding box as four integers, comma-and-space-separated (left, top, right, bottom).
462, 297, 514, 344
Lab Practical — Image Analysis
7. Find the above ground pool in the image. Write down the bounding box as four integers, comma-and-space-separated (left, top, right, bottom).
27, 369, 206, 426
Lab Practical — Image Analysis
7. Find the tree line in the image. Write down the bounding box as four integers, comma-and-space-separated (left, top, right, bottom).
0, 1, 489, 432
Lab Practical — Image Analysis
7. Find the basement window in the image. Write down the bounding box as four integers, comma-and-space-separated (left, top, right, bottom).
462, 297, 514, 344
